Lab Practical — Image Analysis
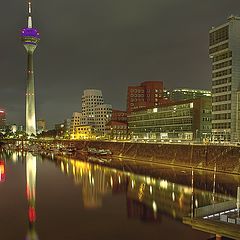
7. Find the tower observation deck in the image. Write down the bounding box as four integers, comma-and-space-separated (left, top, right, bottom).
21, 1, 40, 136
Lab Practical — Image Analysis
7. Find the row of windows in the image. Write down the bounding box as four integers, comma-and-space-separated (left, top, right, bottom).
202, 117, 211, 122
213, 51, 232, 62
112, 130, 127, 133
129, 89, 163, 93
130, 98, 144, 102
129, 89, 144, 93
202, 109, 212, 114
213, 113, 231, 120
83, 96, 103, 99
212, 60, 232, 70
209, 43, 228, 55
130, 111, 192, 121
129, 118, 193, 127
130, 94, 144, 98
212, 94, 231, 102
212, 77, 231, 86
213, 104, 231, 111
209, 26, 229, 46
212, 69, 232, 78
131, 125, 193, 132
202, 125, 212, 130
212, 85, 231, 94
212, 122, 231, 129
76, 128, 90, 131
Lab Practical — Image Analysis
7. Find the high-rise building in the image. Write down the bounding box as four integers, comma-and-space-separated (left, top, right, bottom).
171, 89, 211, 101
127, 81, 164, 113
0, 109, 6, 129
209, 16, 240, 142
21, 1, 40, 136
81, 89, 104, 125
70, 112, 82, 135
95, 104, 112, 135
36, 119, 46, 133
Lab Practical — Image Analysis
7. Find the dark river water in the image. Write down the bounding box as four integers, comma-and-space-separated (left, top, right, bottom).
0, 150, 239, 240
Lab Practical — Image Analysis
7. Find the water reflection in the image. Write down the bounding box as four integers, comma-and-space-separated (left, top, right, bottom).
0, 160, 6, 182
26, 153, 38, 240
1, 150, 240, 239
55, 156, 235, 222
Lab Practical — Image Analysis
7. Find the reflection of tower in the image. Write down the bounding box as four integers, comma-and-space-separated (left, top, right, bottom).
21, 1, 40, 136
26, 153, 38, 240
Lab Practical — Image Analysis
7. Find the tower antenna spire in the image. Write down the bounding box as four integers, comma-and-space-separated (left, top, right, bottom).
28, 1, 33, 28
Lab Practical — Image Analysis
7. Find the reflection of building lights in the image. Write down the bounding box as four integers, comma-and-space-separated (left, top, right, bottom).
195, 199, 198, 208
118, 176, 121, 184
66, 164, 69, 174
179, 193, 184, 209
172, 192, 175, 202
138, 183, 145, 201
159, 180, 168, 189
72, 166, 76, 176
60, 162, 64, 173
146, 177, 151, 185
150, 186, 153, 195
152, 201, 157, 213
12, 152, 17, 162
110, 177, 113, 187
131, 180, 135, 189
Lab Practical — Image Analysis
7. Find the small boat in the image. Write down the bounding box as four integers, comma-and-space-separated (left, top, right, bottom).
87, 148, 112, 155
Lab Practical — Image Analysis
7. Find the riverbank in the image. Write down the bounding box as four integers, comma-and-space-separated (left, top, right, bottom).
42, 140, 240, 175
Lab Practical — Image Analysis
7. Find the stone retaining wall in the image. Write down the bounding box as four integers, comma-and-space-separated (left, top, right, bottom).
53, 140, 240, 174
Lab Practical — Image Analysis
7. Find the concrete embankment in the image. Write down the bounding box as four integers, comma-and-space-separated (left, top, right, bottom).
51, 140, 240, 174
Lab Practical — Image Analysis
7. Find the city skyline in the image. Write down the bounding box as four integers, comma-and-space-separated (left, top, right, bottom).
1, 0, 240, 126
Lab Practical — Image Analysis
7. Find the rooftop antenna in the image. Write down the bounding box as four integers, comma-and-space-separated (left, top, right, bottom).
28, 1, 33, 28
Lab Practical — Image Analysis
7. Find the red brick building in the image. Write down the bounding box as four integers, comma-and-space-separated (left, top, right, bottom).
127, 81, 164, 113
106, 121, 128, 140
112, 109, 127, 122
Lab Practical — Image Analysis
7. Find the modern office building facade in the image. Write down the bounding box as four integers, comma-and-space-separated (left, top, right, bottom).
95, 104, 112, 135
127, 81, 164, 113
70, 125, 95, 140
0, 109, 6, 129
209, 16, 240, 142
171, 89, 211, 101
70, 112, 82, 135
128, 97, 212, 142
81, 89, 104, 125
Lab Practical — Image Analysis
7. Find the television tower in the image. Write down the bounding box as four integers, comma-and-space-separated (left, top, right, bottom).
21, 1, 40, 136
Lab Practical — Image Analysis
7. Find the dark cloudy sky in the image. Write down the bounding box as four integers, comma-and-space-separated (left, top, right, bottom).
0, 0, 240, 128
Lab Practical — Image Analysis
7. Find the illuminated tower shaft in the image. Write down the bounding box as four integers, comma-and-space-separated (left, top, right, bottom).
26, 45, 36, 135
21, 1, 40, 136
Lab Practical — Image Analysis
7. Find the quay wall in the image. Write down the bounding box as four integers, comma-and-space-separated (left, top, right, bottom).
2, 139, 240, 174
52, 141, 240, 174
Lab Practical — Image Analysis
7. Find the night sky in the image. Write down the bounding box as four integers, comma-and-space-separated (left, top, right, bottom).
1, 0, 240, 128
